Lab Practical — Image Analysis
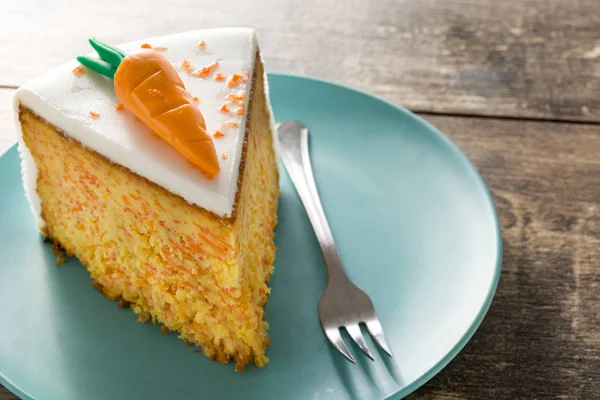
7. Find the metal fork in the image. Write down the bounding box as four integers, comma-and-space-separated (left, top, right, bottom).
276, 120, 393, 363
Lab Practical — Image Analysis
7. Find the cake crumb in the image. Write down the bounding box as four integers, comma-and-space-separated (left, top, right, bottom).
117, 298, 129, 308
72, 66, 85, 75
137, 312, 150, 323
141, 43, 152, 49
115, 103, 125, 111
213, 130, 225, 138
51, 242, 66, 264
198, 40, 206, 48
92, 281, 103, 292
193, 96, 199, 103
89, 111, 100, 118
244, 71, 249, 77
161, 325, 169, 334
154, 46, 168, 52
185, 342, 193, 347
235, 360, 246, 372
148, 88, 163, 97
214, 72, 226, 82
219, 103, 231, 113
226, 73, 245, 88
192, 61, 219, 78
221, 153, 228, 159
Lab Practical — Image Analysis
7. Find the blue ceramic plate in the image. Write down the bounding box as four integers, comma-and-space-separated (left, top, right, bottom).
0, 73, 501, 400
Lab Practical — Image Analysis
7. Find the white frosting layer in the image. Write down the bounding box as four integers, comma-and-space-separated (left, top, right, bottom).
15, 129, 44, 229
14, 28, 264, 222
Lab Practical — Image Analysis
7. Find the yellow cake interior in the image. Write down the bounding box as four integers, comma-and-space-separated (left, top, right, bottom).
18, 55, 279, 370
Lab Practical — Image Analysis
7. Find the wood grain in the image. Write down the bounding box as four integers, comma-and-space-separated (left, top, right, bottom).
0, 386, 14, 400
1, 88, 599, 399
406, 114, 600, 400
2, 0, 600, 121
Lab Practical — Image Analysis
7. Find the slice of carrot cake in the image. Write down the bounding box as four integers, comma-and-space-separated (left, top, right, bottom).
13, 28, 279, 370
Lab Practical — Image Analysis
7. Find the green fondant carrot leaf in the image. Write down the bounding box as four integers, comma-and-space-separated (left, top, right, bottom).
76, 56, 116, 79
88, 38, 125, 68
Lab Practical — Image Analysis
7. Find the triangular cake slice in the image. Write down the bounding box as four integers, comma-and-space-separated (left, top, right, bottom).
14, 28, 279, 370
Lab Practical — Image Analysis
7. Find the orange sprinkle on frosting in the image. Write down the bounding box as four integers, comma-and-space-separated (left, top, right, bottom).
141, 43, 152, 49
244, 71, 250, 77
154, 46, 168, 52
192, 61, 220, 78
235, 107, 244, 115
72, 66, 85, 75
193, 96, 199, 102
221, 153, 228, 159
213, 130, 225, 138
181, 59, 192, 71
115, 103, 125, 111
221, 121, 240, 128
227, 91, 246, 101
214, 72, 226, 82
198, 40, 206, 48
219, 103, 231, 113
226, 73, 245, 88
148, 88, 163, 97
89, 111, 100, 118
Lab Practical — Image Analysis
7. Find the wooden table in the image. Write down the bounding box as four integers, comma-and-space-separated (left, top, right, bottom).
1, 0, 599, 398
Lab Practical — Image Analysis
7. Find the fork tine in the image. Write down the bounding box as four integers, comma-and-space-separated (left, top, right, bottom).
365, 317, 393, 358
345, 324, 375, 361
323, 326, 356, 363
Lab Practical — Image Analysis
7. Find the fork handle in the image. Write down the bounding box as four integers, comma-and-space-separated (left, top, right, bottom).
277, 121, 351, 283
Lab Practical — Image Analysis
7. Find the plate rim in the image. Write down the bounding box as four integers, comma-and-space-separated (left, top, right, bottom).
0, 72, 502, 400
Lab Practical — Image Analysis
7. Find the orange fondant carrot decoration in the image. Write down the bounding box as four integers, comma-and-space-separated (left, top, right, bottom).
77, 38, 220, 176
